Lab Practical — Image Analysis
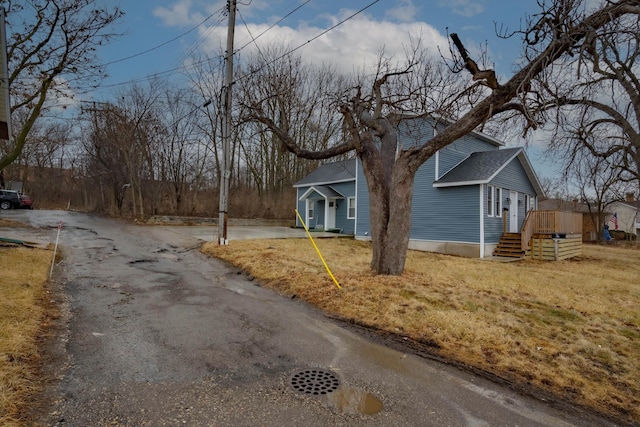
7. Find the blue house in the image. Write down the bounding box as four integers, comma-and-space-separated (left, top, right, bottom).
294, 118, 545, 258
294, 159, 357, 234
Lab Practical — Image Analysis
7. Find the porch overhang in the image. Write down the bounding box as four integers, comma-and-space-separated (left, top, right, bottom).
299, 185, 345, 201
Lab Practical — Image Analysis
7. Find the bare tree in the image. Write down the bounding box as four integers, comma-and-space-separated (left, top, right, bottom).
568, 149, 629, 243
537, 3, 640, 190
82, 103, 131, 214
0, 0, 123, 173
82, 82, 164, 217
245, 0, 640, 275
157, 86, 213, 215
238, 47, 347, 195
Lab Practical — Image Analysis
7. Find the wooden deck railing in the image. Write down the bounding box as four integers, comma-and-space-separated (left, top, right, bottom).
520, 210, 583, 251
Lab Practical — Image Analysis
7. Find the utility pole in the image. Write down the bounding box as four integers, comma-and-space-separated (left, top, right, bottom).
218, 0, 236, 245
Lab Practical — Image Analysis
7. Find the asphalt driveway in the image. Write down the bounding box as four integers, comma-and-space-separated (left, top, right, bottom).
0, 210, 618, 426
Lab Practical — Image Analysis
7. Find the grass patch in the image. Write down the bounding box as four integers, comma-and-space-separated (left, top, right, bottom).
0, 246, 52, 426
0, 218, 23, 227
202, 238, 640, 423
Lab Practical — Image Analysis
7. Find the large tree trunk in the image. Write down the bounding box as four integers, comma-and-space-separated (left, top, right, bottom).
367, 164, 416, 275
359, 128, 417, 275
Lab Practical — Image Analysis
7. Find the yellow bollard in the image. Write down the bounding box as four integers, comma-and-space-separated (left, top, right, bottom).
295, 209, 341, 289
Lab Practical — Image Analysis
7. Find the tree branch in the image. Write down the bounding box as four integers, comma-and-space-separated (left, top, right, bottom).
450, 33, 499, 89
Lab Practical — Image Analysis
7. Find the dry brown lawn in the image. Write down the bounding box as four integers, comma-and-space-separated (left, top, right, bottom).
203, 238, 640, 424
0, 246, 52, 426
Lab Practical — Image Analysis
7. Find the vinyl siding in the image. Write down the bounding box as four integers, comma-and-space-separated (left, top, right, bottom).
438, 135, 497, 178
356, 163, 371, 236
349, 117, 544, 253
484, 185, 505, 243
296, 189, 306, 226
356, 148, 484, 243
491, 159, 536, 194
396, 118, 434, 148
486, 157, 537, 239
411, 184, 481, 243
331, 181, 356, 234
356, 121, 499, 243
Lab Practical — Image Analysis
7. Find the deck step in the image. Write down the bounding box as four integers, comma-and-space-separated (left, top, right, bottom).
493, 233, 524, 258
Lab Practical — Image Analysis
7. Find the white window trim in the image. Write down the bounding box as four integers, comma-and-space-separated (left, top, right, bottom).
488, 185, 504, 218
307, 200, 314, 220
487, 185, 494, 217
433, 125, 440, 180
347, 197, 356, 219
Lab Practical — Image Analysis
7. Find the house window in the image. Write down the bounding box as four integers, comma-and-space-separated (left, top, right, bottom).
525, 194, 533, 212
487, 185, 494, 217
308, 201, 314, 219
488, 186, 502, 217
347, 197, 356, 219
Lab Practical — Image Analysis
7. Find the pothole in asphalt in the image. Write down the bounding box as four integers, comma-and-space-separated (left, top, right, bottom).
289, 369, 383, 415
326, 387, 383, 415
289, 368, 340, 395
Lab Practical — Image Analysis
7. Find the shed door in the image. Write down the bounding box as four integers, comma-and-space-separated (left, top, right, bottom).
509, 191, 518, 233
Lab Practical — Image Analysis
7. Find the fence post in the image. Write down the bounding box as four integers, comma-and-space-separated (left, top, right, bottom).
503, 210, 507, 233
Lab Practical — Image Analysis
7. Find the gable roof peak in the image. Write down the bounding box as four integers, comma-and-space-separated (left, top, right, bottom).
293, 159, 356, 187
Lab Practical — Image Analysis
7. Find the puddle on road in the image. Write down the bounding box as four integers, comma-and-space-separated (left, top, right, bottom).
326, 387, 383, 415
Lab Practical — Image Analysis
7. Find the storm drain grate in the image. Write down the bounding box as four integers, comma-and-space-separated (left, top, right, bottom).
290, 369, 340, 395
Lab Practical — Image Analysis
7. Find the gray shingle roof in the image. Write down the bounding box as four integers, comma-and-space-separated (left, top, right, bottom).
435, 148, 522, 184
293, 159, 356, 187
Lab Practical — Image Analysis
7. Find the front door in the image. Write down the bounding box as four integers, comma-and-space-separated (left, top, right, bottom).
326, 200, 336, 230
509, 191, 518, 232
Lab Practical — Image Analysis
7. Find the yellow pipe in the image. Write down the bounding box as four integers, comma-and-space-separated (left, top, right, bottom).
295, 209, 341, 289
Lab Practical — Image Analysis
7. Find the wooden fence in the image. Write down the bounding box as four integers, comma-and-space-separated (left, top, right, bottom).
528, 235, 582, 261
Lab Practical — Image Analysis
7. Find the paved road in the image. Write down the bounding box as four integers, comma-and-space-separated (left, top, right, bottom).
1, 210, 618, 426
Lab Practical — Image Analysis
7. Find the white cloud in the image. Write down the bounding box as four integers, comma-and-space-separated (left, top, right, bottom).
438, 0, 484, 18
200, 13, 448, 74
385, 0, 421, 23
154, 0, 200, 27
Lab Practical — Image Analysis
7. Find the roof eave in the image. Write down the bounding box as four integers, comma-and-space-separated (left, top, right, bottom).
433, 179, 487, 188
293, 177, 355, 188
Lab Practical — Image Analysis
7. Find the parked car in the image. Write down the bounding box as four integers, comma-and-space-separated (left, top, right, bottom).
0, 189, 23, 209
19, 193, 33, 209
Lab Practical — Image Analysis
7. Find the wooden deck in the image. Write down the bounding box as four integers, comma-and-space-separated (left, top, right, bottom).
492, 210, 583, 260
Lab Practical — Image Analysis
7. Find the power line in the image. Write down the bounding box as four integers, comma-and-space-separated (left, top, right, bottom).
79, 0, 381, 95
72, 8, 227, 94
101, 7, 225, 67
232, 0, 381, 85
234, 0, 311, 56
238, 9, 268, 64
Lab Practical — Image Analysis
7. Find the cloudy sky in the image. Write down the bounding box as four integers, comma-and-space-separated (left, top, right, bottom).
93, 0, 600, 179
97, 0, 538, 92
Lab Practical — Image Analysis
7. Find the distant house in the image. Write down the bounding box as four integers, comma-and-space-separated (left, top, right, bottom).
540, 195, 640, 241
538, 199, 607, 242
607, 194, 640, 238
294, 117, 546, 258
